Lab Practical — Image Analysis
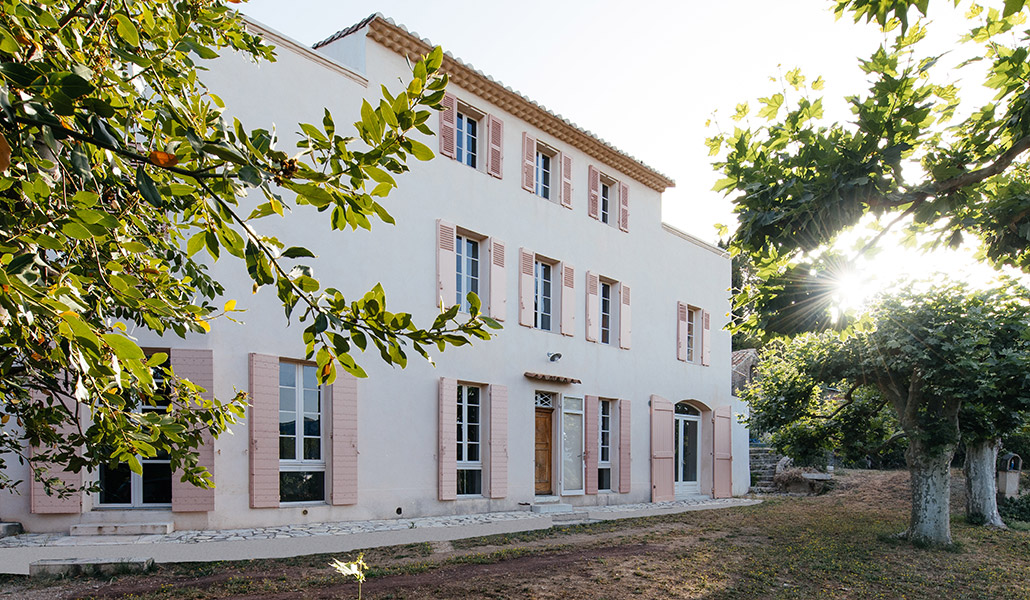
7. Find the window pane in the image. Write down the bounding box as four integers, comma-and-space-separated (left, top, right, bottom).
467, 442, 480, 462
99, 463, 132, 505
279, 411, 296, 436
304, 390, 320, 413
467, 405, 480, 429
280, 436, 296, 460
457, 469, 482, 496
304, 415, 320, 437
303, 437, 321, 460
141, 462, 172, 504
598, 468, 611, 491
302, 365, 318, 389
685, 420, 699, 482
280, 388, 294, 411
280, 471, 325, 503
279, 362, 295, 387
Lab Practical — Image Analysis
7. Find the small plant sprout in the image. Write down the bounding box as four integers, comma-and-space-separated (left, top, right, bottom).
330, 553, 369, 598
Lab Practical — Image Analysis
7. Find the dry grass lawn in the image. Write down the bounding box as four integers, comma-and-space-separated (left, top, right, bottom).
1, 469, 1028, 599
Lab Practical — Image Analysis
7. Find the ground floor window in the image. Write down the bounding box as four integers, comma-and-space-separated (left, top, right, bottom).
456, 384, 483, 496
598, 399, 612, 491
279, 362, 325, 503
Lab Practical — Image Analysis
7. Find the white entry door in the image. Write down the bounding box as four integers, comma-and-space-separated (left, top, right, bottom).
561, 397, 585, 495
674, 403, 701, 497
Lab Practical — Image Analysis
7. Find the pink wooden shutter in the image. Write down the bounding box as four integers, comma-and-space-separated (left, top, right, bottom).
330, 373, 359, 505
560, 153, 573, 209
487, 115, 503, 179
439, 93, 456, 159
29, 391, 82, 514
521, 132, 536, 192
560, 263, 575, 336
436, 219, 457, 309
701, 310, 712, 366
618, 284, 631, 349
171, 348, 215, 512
649, 395, 674, 501
248, 353, 280, 508
587, 165, 600, 219
518, 248, 534, 327
584, 395, 598, 495
676, 302, 688, 362
713, 405, 733, 498
619, 399, 632, 493
438, 377, 458, 500
585, 272, 599, 342
618, 182, 630, 232
489, 238, 506, 321
488, 384, 508, 499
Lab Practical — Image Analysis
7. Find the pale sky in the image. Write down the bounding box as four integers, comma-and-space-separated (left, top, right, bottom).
236, 0, 1016, 303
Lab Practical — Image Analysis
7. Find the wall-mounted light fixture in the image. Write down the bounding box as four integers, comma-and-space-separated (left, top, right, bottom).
547, 352, 562, 362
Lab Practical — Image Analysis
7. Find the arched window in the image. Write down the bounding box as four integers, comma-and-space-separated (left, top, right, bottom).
675, 403, 700, 417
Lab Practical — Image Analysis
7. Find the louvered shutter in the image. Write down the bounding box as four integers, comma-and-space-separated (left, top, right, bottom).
489, 238, 506, 321
560, 263, 575, 336
619, 399, 632, 494
618, 182, 630, 232
701, 310, 711, 366
171, 349, 216, 512
587, 165, 600, 219
248, 353, 280, 508
619, 284, 631, 349
488, 384, 508, 498
676, 302, 688, 362
713, 405, 733, 498
436, 220, 457, 309
585, 272, 599, 343
521, 132, 536, 192
649, 395, 673, 501
330, 373, 359, 505
560, 153, 573, 208
585, 395, 599, 495
439, 93, 456, 159
518, 248, 534, 327
487, 115, 503, 179
438, 377, 458, 501
29, 390, 82, 514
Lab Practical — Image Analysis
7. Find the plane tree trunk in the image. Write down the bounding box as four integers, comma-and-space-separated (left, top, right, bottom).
964, 438, 1007, 528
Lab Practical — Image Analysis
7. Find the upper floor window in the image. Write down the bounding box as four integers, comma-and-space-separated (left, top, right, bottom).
686, 307, 698, 362
279, 362, 324, 503
677, 302, 707, 365
598, 399, 613, 491
456, 111, 478, 168
455, 234, 480, 313
534, 260, 553, 331
535, 151, 552, 200
589, 166, 629, 232
600, 281, 613, 344
456, 384, 483, 496
600, 182, 611, 225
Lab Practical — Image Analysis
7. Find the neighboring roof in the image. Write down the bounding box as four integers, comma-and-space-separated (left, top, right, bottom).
732, 348, 759, 369
314, 14, 676, 193
661, 223, 730, 258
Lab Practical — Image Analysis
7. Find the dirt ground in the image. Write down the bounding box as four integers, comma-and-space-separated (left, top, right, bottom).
2, 469, 1028, 600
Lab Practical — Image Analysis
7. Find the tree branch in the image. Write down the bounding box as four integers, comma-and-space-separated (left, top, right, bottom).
817, 381, 864, 420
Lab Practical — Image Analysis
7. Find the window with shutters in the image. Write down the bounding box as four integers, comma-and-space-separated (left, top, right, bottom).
456, 384, 483, 496
534, 259, 554, 331
279, 361, 325, 503
440, 95, 503, 178
686, 305, 700, 363
455, 234, 480, 313
535, 150, 552, 200
598, 399, 613, 491
456, 110, 478, 168
599, 281, 613, 344
98, 351, 173, 507
588, 167, 629, 232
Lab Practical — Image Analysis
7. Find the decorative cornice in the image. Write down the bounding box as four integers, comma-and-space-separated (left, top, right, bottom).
356, 17, 675, 193
524, 372, 582, 385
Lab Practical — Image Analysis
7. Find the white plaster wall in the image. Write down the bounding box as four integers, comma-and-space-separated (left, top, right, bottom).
1, 24, 748, 532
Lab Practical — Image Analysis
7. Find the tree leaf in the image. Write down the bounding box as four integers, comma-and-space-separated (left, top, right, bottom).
112, 14, 139, 47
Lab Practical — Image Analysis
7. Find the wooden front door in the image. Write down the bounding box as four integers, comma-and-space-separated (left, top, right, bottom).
535, 408, 553, 494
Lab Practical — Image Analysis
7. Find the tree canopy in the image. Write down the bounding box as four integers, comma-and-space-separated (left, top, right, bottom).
712, 0, 1030, 338
0, 0, 495, 494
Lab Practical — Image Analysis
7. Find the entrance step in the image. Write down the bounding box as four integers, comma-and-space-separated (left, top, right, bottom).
0, 522, 23, 538
69, 522, 174, 536
531, 502, 574, 514
30, 557, 154, 577
533, 495, 562, 504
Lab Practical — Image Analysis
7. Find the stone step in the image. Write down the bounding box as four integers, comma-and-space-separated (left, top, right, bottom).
0, 522, 23, 538
30, 557, 154, 577
750, 486, 778, 494
531, 503, 574, 514
69, 522, 174, 536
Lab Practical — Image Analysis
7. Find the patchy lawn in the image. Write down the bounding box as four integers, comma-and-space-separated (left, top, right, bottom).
2, 470, 1028, 599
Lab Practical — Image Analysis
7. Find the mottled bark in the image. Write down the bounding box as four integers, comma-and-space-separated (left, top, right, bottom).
905, 438, 956, 545
964, 438, 1007, 528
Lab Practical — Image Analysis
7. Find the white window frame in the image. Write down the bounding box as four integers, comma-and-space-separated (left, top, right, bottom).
600, 281, 613, 344
598, 399, 612, 492
600, 182, 611, 224
455, 234, 480, 313
456, 384, 484, 496
279, 361, 326, 504
456, 109, 479, 169
97, 353, 172, 508
535, 149, 553, 200
560, 396, 586, 496
687, 306, 700, 363
534, 259, 554, 331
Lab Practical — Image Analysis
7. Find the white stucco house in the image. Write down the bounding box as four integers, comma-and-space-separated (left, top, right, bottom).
1, 14, 749, 534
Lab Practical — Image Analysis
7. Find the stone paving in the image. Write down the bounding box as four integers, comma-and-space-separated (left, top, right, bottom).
0, 496, 756, 549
